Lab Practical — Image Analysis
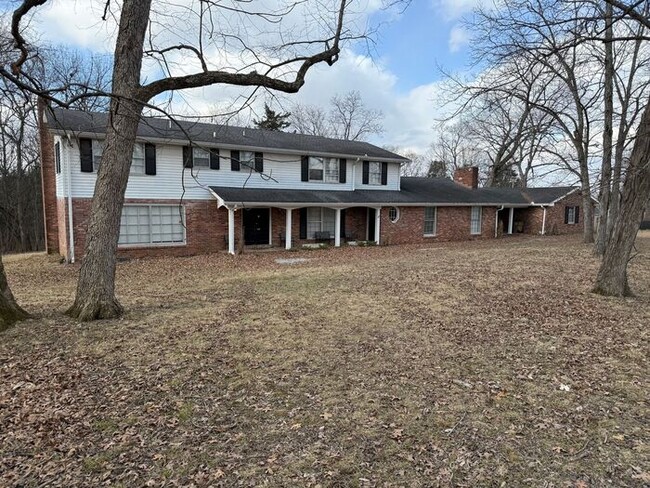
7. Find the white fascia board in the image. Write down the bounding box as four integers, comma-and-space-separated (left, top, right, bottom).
210, 199, 532, 208
48, 129, 409, 164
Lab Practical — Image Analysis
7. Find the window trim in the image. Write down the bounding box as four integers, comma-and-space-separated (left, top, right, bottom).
130, 142, 146, 176
54, 141, 61, 174
567, 206, 576, 225
118, 204, 187, 248
192, 146, 210, 169
424, 206, 437, 236
388, 206, 400, 223
470, 206, 482, 235
239, 150, 255, 170
308, 157, 340, 183
368, 161, 382, 185
92, 139, 103, 172
306, 207, 336, 239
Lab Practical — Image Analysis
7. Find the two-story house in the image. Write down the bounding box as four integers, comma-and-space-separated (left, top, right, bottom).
39, 107, 588, 261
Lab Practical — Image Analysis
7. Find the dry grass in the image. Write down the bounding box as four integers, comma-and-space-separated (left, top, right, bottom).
1, 235, 649, 487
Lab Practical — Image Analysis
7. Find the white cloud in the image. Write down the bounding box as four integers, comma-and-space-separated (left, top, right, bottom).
433, 0, 489, 20
448, 25, 470, 53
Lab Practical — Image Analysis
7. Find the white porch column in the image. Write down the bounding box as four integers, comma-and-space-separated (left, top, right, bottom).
508, 207, 514, 234
374, 207, 381, 244
285, 208, 292, 250
334, 208, 341, 247
228, 207, 235, 255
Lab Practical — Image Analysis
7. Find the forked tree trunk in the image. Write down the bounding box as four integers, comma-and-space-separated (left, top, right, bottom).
65, 0, 152, 321
595, 2, 614, 256
0, 253, 29, 332
594, 98, 650, 296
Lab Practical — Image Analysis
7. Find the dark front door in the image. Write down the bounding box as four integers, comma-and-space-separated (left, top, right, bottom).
243, 208, 270, 245
367, 207, 376, 241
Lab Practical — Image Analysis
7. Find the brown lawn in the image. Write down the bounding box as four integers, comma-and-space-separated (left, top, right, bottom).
1, 234, 649, 487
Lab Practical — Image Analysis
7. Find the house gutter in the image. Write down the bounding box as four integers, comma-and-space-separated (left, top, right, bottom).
495, 205, 505, 238
65, 136, 75, 263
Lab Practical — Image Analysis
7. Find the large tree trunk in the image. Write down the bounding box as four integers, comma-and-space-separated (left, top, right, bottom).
579, 163, 594, 243
595, 2, 614, 256
66, 0, 152, 321
0, 253, 29, 332
594, 98, 650, 296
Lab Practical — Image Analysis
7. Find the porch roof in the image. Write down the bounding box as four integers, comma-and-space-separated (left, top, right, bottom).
210, 177, 534, 208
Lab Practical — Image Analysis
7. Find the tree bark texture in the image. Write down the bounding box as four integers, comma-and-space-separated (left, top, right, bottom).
66, 0, 152, 321
0, 253, 29, 332
594, 97, 650, 296
595, 2, 614, 256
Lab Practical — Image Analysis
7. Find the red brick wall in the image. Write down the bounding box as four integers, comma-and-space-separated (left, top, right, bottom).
69, 199, 224, 260
56, 198, 69, 260
518, 191, 588, 235
380, 206, 497, 245
38, 100, 59, 254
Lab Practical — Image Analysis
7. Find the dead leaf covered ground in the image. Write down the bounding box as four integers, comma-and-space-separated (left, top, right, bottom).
1, 234, 649, 487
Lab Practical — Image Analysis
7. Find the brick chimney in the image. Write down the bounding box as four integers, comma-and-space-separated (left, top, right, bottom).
454, 167, 479, 189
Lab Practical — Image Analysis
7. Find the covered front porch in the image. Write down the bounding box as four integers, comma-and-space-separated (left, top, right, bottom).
222, 205, 382, 255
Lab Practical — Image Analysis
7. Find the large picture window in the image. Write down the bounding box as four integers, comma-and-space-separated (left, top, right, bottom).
424, 207, 437, 236
470, 206, 482, 235
306, 207, 336, 238
118, 205, 185, 246
309, 157, 339, 183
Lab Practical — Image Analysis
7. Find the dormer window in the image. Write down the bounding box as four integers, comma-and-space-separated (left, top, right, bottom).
309, 157, 339, 183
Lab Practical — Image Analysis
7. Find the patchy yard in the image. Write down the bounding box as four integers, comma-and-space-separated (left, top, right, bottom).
1, 235, 649, 487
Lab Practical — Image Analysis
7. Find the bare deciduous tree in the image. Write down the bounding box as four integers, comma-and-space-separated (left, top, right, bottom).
2, 0, 375, 321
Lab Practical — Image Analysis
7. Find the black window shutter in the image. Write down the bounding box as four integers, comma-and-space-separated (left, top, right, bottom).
255, 152, 264, 173
231, 150, 240, 171
381, 162, 388, 185
340, 209, 346, 237
339, 158, 346, 183
362, 161, 369, 184
210, 148, 220, 170
301, 156, 309, 181
299, 208, 307, 239
564, 206, 569, 224
575, 206, 580, 224
183, 146, 193, 168
144, 143, 156, 175
79, 138, 93, 172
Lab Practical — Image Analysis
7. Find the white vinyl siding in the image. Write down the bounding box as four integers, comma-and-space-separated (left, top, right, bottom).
424, 207, 437, 236
470, 206, 482, 235
118, 204, 185, 246
64, 141, 401, 199
307, 207, 336, 239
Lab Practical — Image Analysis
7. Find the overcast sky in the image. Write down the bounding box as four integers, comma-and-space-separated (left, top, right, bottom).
8, 0, 482, 154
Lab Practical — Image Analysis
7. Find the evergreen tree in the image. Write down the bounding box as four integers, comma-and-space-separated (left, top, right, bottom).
254, 103, 291, 131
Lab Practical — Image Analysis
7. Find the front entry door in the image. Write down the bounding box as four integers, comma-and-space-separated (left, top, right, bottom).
243, 208, 270, 245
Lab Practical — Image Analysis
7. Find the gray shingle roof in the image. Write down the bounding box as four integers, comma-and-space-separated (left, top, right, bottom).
522, 187, 576, 204
46, 107, 408, 162
210, 177, 545, 206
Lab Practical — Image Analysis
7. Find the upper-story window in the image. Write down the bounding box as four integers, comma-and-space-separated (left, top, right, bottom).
192, 147, 210, 168
91, 140, 145, 174
240, 151, 255, 169
368, 162, 382, 185
309, 157, 339, 183
54, 142, 61, 174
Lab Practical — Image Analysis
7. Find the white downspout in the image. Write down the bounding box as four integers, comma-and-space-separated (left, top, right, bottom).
66, 138, 75, 263
541, 206, 547, 235
495, 205, 504, 238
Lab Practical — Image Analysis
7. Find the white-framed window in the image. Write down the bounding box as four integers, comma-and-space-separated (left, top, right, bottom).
55, 141, 62, 174
388, 207, 400, 223
91, 140, 146, 175
192, 147, 210, 168
240, 151, 255, 169
92, 140, 104, 171
567, 206, 578, 224
131, 143, 145, 174
309, 157, 339, 183
424, 207, 437, 236
368, 161, 382, 185
470, 206, 482, 235
306, 207, 336, 238
118, 204, 185, 246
